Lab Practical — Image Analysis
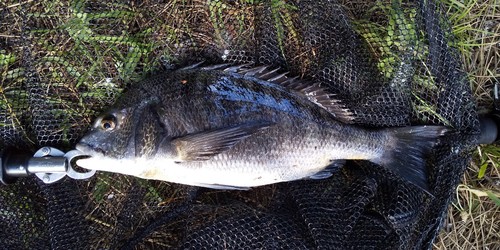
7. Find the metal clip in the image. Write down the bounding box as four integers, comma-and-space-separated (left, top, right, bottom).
64, 149, 96, 181
2, 147, 95, 185
31, 147, 96, 184
33, 147, 67, 183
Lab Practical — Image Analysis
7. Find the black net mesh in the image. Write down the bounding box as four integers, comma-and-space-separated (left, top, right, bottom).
0, 0, 479, 249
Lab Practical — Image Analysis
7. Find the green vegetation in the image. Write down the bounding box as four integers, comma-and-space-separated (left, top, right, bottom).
354, 1, 420, 78
354, 1, 454, 126
353, 1, 499, 246
270, 0, 299, 60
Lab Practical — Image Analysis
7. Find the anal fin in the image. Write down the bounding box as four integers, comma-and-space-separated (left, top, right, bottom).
307, 160, 345, 180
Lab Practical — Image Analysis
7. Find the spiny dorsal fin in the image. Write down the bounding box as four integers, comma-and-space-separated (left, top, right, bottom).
173, 121, 274, 161
201, 63, 232, 70
223, 63, 254, 73
178, 61, 206, 70
196, 63, 356, 123
282, 80, 355, 123
235, 65, 355, 123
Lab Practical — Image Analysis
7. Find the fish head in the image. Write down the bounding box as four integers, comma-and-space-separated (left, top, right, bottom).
77, 91, 168, 158
76, 107, 137, 159
75, 96, 180, 177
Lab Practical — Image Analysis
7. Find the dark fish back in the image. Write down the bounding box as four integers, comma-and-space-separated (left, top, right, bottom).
119, 69, 343, 136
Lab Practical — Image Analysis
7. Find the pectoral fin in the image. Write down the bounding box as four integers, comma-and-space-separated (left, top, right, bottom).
173, 122, 273, 161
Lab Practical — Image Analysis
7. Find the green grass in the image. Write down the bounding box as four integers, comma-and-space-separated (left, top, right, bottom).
270, 0, 299, 61
0, 46, 31, 141
353, 0, 454, 126
2, 0, 163, 146
355, 6, 499, 239
354, 1, 420, 78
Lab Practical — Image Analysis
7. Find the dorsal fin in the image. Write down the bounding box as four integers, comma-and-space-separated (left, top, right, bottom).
193, 63, 356, 123
281, 80, 355, 123
201, 63, 232, 70
223, 63, 254, 73
235, 65, 356, 124
178, 61, 206, 70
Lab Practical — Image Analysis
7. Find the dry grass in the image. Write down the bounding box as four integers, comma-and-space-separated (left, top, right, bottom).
433, 163, 500, 249
433, 0, 500, 249
1, 0, 499, 248
446, 0, 500, 109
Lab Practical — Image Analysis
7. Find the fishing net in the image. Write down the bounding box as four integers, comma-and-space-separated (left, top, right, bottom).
0, 0, 479, 249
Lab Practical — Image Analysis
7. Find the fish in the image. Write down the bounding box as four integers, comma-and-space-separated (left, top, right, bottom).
75, 64, 448, 192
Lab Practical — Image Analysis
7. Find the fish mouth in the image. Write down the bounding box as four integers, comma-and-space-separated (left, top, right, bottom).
75, 142, 106, 157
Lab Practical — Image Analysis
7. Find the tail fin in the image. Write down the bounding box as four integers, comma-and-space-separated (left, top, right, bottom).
372, 126, 448, 193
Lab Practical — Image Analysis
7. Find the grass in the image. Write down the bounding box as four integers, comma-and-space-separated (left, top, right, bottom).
0, 0, 499, 248
353, 2, 499, 247
353, 1, 455, 126
432, 0, 500, 249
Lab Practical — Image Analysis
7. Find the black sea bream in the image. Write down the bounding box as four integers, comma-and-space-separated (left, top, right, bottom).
76, 64, 447, 191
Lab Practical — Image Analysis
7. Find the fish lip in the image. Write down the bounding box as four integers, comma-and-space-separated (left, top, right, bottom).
75, 142, 106, 157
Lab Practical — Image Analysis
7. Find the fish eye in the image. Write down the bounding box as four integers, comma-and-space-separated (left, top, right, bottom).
100, 115, 117, 131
